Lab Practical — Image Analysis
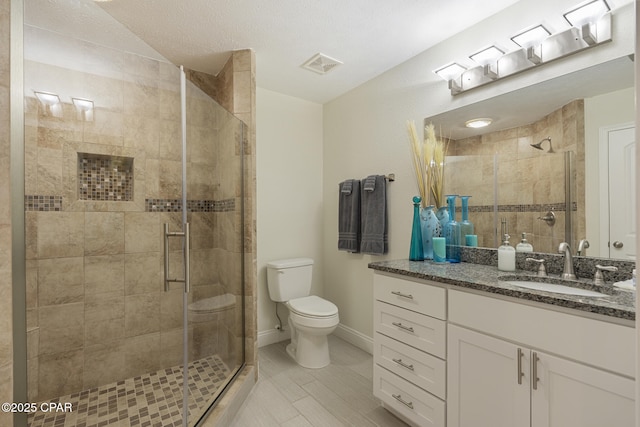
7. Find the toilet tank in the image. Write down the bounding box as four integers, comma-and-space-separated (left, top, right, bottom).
266, 258, 314, 302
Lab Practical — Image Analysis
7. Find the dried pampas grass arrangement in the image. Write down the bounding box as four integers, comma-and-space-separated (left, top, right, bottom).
406, 121, 448, 209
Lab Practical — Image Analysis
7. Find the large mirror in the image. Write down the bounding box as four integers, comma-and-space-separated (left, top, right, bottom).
426, 55, 635, 260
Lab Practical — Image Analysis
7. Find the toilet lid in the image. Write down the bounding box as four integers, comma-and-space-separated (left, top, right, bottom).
288, 296, 338, 318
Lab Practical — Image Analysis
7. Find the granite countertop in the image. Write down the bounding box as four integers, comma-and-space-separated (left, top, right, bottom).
368, 259, 636, 322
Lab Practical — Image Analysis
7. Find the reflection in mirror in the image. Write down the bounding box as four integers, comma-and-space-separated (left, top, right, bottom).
426, 57, 635, 260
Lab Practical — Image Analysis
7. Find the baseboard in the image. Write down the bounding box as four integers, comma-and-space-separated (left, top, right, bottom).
257, 327, 291, 348
258, 323, 374, 355
334, 323, 373, 355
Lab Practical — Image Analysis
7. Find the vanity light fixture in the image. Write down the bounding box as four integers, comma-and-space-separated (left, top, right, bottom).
511, 25, 551, 48
465, 118, 493, 129
436, 0, 613, 96
34, 91, 63, 118
563, 0, 610, 27
469, 46, 505, 65
434, 63, 466, 81
72, 97, 95, 122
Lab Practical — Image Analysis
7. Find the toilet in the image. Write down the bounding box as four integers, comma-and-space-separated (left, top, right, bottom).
267, 258, 339, 369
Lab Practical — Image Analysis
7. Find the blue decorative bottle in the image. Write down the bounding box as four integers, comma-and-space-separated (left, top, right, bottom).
420, 205, 439, 260
459, 196, 474, 245
409, 196, 424, 261
445, 194, 461, 262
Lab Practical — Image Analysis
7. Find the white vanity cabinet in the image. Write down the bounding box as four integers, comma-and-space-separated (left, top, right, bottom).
447, 290, 635, 427
372, 273, 447, 427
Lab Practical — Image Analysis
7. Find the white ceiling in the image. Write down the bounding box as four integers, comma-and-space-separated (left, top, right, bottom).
26, 0, 525, 104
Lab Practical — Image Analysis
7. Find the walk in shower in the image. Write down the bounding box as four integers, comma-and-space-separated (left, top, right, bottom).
21, 3, 246, 426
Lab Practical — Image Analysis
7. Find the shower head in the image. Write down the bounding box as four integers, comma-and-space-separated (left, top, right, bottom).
531, 137, 553, 153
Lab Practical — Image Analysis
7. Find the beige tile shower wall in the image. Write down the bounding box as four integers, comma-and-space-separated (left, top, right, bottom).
447, 100, 585, 252
23, 29, 194, 400
0, 0, 13, 424
189, 50, 257, 372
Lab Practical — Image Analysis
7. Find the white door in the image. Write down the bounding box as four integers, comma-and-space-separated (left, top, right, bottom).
606, 125, 636, 259
531, 351, 635, 427
447, 325, 530, 427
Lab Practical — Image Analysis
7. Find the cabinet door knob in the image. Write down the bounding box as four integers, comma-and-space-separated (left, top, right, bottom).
613, 241, 624, 249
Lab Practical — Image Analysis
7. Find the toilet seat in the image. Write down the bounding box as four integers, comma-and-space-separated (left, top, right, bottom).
287, 295, 338, 318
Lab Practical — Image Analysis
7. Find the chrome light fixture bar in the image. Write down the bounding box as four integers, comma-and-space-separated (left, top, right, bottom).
436, 4, 613, 96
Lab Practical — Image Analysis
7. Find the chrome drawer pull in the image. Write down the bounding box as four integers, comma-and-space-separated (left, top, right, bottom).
392, 393, 414, 409
391, 322, 415, 333
392, 358, 415, 371
391, 291, 414, 299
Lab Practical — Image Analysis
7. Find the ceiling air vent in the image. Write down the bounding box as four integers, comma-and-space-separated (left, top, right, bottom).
301, 53, 343, 75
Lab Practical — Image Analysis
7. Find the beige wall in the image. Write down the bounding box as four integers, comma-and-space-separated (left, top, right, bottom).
322, 1, 634, 341
0, 0, 13, 425
255, 87, 324, 344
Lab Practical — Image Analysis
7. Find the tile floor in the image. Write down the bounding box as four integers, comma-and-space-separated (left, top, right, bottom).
27, 355, 230, 427
230, 336, 409, 427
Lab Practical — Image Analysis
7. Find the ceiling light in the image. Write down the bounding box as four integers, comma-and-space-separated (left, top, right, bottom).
434, 63, 466, 81
511, 25, 551, 48
469, 46, 505, 66
564, 0, 610, 27
465, 118, 493, 129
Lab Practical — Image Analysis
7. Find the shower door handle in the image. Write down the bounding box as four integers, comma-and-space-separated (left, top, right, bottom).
163, 222, 191, 293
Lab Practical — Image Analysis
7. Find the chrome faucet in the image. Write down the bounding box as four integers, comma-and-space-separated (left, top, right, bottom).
558, 242, 576, 280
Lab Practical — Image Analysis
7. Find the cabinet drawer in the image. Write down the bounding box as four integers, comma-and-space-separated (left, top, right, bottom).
375, 300, 446, 358
374, 365, 445, 427
375, 333, 446, 399
374, 273, 446, 320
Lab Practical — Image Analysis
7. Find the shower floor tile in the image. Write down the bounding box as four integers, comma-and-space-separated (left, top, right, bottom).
28, 355, 231, 427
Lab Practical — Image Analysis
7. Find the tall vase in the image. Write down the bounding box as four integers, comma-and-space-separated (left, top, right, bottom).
409, 196, 424, 261
435, 206, 448, 237
420, 205, 439, 260
445, 194, 461, 263
460, 195, 474, 245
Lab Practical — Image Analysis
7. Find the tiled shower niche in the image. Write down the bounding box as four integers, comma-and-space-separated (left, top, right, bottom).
78, 153, 134, 201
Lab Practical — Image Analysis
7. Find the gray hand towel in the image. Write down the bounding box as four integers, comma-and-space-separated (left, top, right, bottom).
338, 179, 360, 253
360, 175, 388, 255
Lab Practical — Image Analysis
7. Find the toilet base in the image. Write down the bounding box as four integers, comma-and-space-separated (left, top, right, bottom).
287, 332, 331, 369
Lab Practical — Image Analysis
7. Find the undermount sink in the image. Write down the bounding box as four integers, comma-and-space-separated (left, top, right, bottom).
498, 275, 610, 297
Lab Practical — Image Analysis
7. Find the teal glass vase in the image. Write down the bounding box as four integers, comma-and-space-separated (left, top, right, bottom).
460, 195, 474, 245
444, 194, 461, 263
420, 205, 439, 260
409, 196, 424, 261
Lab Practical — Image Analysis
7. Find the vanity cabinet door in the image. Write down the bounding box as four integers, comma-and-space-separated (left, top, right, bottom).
447, 324, 530, 427
531, 351, 635, 427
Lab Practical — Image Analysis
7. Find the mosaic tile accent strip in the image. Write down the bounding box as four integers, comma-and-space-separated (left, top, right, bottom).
25, 195, 63, 211
468, 202, 577, 213
146, 198, 236, 212
78, 153, 134, 201
27, 355, 231, 427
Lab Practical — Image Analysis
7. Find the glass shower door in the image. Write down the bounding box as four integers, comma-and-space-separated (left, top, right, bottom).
180, 69, 246, 425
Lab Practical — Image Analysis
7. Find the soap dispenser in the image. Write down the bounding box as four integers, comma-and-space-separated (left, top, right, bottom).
498, 219, 516, 272
516, 232, 534, 253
